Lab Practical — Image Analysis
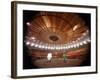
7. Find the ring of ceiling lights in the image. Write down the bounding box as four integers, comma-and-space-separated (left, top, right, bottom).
25, 12, 90, 52
25, 30, 90, 51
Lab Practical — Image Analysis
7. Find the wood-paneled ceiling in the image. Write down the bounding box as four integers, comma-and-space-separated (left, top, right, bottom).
26, 12, 89, 45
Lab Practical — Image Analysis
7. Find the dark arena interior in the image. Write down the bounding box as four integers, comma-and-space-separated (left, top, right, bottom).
23, 11, 91, 69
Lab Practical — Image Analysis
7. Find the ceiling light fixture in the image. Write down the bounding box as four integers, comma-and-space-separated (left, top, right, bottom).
26, 41, 30, 45
26, 22, 31, 26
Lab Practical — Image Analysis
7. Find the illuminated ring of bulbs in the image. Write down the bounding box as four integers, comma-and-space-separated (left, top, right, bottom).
25, 30, 90, 51
25, 38, 90, 51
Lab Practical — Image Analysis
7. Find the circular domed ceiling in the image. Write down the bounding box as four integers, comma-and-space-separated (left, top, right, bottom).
25, 12, 90, 52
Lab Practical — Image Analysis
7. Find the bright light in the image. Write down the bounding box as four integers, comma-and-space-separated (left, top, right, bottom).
47, 45, 50, 49
87, 38, 91, 42
31, 37, 35, 40
46, 46, 49, 49
83, 40, 87, 44
73, 24, 79, 31
86, 30, 89, 33
63, 46, 66, 49
79, 42, 83, 46
67, 45, 71, 49
38, 45, 42, 48
26, 41, 30, 45
34, 44, 38, 47
65, 46, 68, 49
60, 46, 63, 50
40, 45, 44, 49
77, 38, 81, 41
76, 43, 80, 47
55, 46, 58, 50
30, 43, 35, 46
82, 32, 86, 36
73, 44, 76, 48
52, 47, 54, 50
26, 37, 90, 51
26, 22, 31, 26
70, 45, 74, 48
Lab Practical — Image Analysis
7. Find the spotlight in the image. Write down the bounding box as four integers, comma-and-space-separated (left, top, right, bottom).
67, 45, 71, 49
38, 45, 42, 48
83, 40, 87, 44
82, 32, 86, 36
26, 41, 30, 45
87, 38, 91, 42
34, 44, 38, 47
86, 30, 89, 33
73, 24, 79, 31
73, 44, 76, 48
31, 37, 35, 40
55, 46, 58, 50
53, 45, 56, 50
77, 38, 81, 41
30, 43, 35, 46
76, 43, 80, 47
41, 45, 45, 49
65, 46, 68, 49
47, 45, 50, 49
63, 46, 66, 50
79, 42, 83, 46
26, 22, 31, 26
44, 45, 47, 49
70, 45, 74, 48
